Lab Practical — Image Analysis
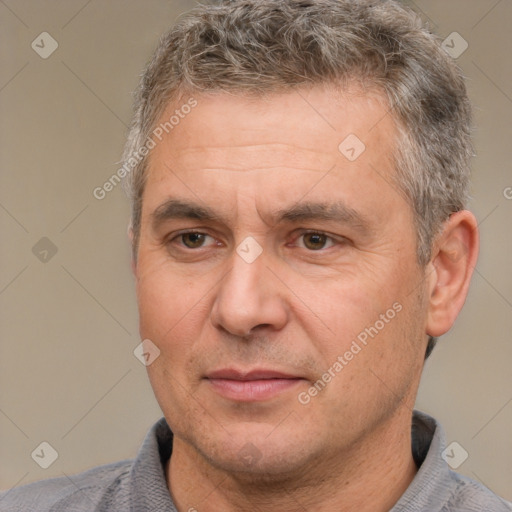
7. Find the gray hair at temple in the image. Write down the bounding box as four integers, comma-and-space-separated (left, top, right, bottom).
122, 0, 474, 358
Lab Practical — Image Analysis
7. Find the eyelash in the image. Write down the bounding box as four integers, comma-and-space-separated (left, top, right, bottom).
292, 230, 338, 250
170, 230, 218, 249
168, 230, 343, 251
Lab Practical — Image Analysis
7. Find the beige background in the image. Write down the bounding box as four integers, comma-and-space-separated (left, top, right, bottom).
0, 0, 511, 502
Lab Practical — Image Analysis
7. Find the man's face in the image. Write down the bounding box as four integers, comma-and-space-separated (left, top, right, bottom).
134, 86, 429, 476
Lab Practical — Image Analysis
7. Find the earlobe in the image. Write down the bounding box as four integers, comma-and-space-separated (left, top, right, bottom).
426, 210, 479, 337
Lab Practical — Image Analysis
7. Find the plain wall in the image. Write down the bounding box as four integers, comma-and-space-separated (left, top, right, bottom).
1, 0, 511, 501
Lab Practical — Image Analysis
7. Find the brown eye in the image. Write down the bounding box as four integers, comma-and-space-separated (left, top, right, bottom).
302, 233, 329, 250
181, 233, 207, 248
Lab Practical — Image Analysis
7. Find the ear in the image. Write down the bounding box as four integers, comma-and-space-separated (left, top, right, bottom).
425, 210, 479, 337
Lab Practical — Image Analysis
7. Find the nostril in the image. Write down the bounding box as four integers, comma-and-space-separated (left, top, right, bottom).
237, 324, 274, 340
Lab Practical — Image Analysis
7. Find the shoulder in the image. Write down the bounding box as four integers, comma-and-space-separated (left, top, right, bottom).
0, 459, 133, 512
444, 472, 512, 512
398, 411, 511, 512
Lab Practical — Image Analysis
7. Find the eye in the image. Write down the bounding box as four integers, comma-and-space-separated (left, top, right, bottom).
296, 232, 336, 251
174, 232, 217, 249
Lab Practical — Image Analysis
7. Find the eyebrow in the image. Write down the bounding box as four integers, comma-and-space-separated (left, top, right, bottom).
152, 199, 223, 231
273, 201, 372, 233
151, 198, 372, 234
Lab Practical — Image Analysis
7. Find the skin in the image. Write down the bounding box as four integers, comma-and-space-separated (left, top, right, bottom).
132, 85, 479, 512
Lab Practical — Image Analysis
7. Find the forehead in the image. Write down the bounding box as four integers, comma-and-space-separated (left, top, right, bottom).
143, 85, 402, 221
156, 86, 393, 162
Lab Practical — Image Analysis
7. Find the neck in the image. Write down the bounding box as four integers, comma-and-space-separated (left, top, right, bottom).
167, 413, 418, 512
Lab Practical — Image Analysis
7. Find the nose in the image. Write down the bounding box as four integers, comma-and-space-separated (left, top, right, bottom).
210, 247, 289, 337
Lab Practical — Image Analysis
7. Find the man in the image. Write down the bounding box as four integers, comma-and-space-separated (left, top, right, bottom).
1, 0, 510, 510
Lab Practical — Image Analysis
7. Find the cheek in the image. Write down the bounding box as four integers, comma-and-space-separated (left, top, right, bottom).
138, 272, 210, 412
295, 263, 424, 390
296, 274, 400, 349
135, 259, 213, 355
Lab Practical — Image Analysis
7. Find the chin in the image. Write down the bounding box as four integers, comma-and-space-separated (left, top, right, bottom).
193, 424, 317, 480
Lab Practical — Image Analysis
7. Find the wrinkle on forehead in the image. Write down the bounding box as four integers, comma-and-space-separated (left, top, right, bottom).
170, 142, 337, 173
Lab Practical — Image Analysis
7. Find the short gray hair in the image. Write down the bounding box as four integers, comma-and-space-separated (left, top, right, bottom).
123, 0, 473, 355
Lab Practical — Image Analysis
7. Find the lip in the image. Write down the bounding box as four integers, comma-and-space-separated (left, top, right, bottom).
205, 368, 304, 402
206, 368, 299, 380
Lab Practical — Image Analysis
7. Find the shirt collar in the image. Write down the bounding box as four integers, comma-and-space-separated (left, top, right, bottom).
391, 410, 453, 511
128, 417, 177, 512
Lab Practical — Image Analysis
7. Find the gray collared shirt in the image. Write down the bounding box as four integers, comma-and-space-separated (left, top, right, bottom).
1, 411, 510, 511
